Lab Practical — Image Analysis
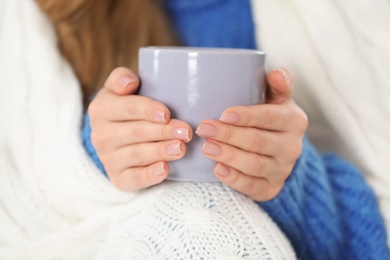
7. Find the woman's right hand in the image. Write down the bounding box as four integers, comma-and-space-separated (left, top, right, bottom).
88, 67, 193, 191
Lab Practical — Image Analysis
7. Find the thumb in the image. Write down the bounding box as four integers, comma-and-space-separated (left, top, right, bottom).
266, 68, 294, 104
103, 67, 140, 95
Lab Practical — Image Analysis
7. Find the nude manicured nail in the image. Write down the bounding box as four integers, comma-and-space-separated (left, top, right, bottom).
153, 110, 167, 122
153, 162, 167, 176
167, 141, 182, 155
219, 112, 239, 124
215, 163, 230, 177
173, 127, 190, 141
275, 68, 289, 82
118, 75, 136, 88
196, 124, 217, 137
201, 141, 221, 156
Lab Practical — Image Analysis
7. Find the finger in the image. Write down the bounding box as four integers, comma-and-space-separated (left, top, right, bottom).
219, 104, 294, 131
196, 120, 282, 156
89, 93, 171, 123
213, 163, 282, 202
266, 68, 294, 104
200, 140, 283, 181
97, 119, 192, 149
107, 140, 186, 172
103, 67, 140, 96
110, 161, 169, 192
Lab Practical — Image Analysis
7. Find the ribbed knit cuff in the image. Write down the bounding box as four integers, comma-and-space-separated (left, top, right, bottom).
81, 112, 107, 176
259, 137, 341, 258
322, 153, 389, 260
258, 137, 389, 259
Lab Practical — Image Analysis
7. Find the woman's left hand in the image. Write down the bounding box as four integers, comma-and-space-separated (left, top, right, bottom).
196, 68, 308, 201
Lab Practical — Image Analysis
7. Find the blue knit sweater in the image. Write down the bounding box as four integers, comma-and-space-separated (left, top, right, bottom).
81, 0, 389, 258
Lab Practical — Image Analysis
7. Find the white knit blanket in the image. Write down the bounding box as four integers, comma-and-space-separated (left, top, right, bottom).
253, 0, 390, 247
0, 1, 295, 259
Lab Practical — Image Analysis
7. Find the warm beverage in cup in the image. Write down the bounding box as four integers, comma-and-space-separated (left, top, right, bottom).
139, 47, 266, 181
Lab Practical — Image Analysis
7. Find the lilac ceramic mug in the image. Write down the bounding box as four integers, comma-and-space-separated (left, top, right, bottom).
138, 46, 266, 181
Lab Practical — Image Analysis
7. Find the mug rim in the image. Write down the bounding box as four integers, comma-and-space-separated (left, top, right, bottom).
140, 46, 265, 55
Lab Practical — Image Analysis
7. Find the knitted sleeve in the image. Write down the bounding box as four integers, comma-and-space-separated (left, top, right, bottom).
259, 138, 389, 259
81, 112, 107, 176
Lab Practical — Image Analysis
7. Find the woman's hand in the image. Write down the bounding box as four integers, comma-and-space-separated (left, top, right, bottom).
89, 67, 193, 191
196, 68, 308, 201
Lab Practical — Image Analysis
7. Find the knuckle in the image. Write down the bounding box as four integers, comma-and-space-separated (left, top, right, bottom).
100, 153, 116, 169
88, 99, 102, 122
249, 156, 265, 175
223, 149, 236, 165
226, 169, 241, 187
243, 179, 255, 194
284, 107, 293, 119
291, 106, 308, 133
221, 127, 232, 143
127, 148, 142, 164
272, 166, 292, 183
251, 133, 267, 152
289, 139, 303, 160
90, 131, 106, 150
130, 124, 146, 140
263, 108, 279, 128
161, 125, 170, 140
158, 143, 168, 159
124, 98, 138, 117
246, 109, 256, 126
300, 111, 309, 132
232, 107, 248, 125
280, 107, 292, 124
239, 177, 257, 197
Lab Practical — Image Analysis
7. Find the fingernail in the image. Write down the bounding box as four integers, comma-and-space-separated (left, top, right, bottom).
215, 163, 230, 177
153, 110, 167, 122
220, 112, 239, 124
118, 75, 136, 88
275, 68, 289, 82
201, 141, 221, 156
153, 162, 167, 176
195, 124, 217, 137
173, 127, 190, 141
167, 141, 182, 155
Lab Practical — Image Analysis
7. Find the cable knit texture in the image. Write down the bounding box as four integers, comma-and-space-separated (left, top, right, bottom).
251, 0, 390, 243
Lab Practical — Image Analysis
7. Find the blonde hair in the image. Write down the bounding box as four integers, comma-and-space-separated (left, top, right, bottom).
36, 0, 178, 105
